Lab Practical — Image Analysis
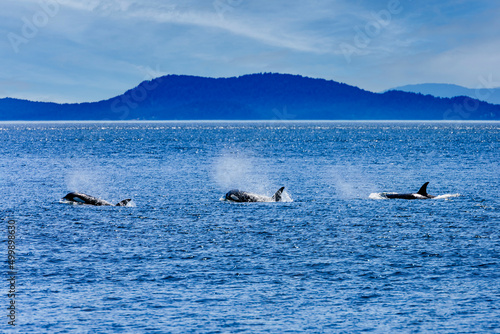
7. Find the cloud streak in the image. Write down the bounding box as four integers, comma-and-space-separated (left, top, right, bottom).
57, 0, 338, 53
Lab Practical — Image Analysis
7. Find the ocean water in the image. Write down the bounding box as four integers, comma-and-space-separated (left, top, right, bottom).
1, 121, 499, 333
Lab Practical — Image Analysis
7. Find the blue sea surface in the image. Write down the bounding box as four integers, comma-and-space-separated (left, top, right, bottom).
1, 121, 499, 333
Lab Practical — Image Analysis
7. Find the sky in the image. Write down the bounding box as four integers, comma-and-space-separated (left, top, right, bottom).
1, 0, 499, 103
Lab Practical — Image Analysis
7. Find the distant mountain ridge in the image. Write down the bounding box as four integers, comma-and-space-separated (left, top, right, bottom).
1, 73, 499, 120
387, 83, 500, 105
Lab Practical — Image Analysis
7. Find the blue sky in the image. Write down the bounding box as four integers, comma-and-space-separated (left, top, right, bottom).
1, 0, 499, 103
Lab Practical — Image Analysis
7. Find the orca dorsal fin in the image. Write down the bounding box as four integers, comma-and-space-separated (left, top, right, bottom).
417, 182, 429, 196
272, 187, 285, 202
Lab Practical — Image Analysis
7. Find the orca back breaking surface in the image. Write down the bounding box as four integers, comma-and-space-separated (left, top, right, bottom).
116, 199, 132, 207
63, 192, 131, 206
384, 182, 435, 200
225, 187, 285, 203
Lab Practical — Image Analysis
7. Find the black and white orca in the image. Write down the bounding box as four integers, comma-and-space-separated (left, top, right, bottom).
63, 192, 131, 206
384, 182, 436, 200
225, 187, 285, 202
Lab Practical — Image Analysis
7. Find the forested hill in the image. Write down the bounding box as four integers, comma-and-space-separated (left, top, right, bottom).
1, 73, 499, 120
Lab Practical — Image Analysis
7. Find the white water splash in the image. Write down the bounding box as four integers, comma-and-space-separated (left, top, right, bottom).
279, 190, 293, 202
434, 193, 461, 200
369, 192, 387, 200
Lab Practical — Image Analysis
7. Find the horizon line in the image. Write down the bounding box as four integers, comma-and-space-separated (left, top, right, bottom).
1, 120, 499, 124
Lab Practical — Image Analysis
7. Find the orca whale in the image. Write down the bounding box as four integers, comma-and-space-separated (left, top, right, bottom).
225, 187, 285, 202
63, 192, 131, 206
384, 182, 436, 200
